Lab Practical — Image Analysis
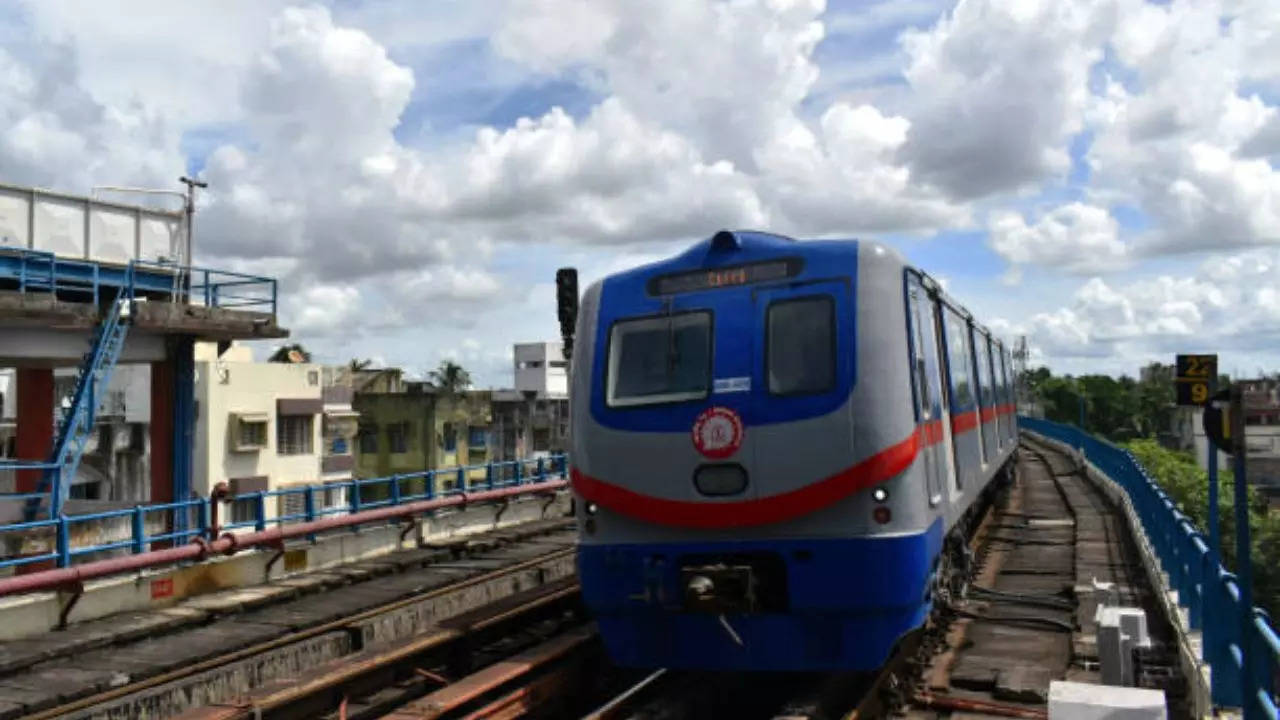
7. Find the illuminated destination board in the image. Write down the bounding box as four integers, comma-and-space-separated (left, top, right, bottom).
648, 258, 802, 295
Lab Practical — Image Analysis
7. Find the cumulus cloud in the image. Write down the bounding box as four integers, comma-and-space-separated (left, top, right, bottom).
3, 0, 1280, 380
896, 0, 1106, 198
989, 203, 1127, 275
1018, 248, 1279, 362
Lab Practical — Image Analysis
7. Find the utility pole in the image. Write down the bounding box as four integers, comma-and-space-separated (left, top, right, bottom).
178, 176, 207, 272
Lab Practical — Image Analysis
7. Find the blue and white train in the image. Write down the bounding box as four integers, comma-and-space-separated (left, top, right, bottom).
569, 230, 1018, 671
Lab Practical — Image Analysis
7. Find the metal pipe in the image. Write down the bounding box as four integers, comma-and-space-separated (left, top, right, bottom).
0, 479, 567, 597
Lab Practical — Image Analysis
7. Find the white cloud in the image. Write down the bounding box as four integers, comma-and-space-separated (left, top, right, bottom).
989, 202, 1127, 275
896, 0, 1106, 198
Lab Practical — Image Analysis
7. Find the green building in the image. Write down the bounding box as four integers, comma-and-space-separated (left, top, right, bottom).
353, 380, 492, 497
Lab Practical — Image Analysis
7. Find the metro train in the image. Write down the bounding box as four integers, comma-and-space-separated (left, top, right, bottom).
567, 230, 1018, 671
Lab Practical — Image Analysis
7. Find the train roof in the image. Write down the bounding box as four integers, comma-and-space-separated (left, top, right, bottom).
596, 229, 1007, 350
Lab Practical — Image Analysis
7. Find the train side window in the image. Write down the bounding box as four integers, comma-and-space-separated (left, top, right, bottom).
767, 296, 835, 395
942, 308, 972, 408
906, 283, 931, 418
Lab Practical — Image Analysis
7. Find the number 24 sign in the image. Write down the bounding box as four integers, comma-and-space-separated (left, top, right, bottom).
1175, 354, 1217, 406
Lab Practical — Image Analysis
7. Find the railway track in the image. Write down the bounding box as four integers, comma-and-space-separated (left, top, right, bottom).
15, 438, 1184, 719
3, 521, 577, 720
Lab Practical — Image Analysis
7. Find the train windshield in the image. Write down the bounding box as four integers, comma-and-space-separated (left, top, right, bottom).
607, 311, 711, 407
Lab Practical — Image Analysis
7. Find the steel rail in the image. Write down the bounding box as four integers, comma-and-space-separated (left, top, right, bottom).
0, 478, 568, 597
22, 545, 577, 720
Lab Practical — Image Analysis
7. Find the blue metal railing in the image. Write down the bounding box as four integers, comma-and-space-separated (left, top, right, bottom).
0, 247, 278, 315
1022, 417, 1278, 718
0, 454, 569, 571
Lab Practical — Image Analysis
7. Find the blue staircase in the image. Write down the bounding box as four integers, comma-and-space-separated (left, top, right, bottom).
23, 272, 135, 520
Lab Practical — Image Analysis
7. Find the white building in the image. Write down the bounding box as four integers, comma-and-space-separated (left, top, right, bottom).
193, 343, 356, 525
514, 342, 568, 397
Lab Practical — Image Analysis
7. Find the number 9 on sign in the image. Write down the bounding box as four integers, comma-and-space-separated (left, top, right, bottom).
1191, 382, 1208, 404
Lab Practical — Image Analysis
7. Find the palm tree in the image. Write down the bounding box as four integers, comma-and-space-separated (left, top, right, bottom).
268, 343, 311, 363
348, 358, 374, 372
428, 360, 472, 395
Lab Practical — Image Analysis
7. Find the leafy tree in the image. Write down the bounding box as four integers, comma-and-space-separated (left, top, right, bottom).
428, 360, 472, 395
268, 343, 311, 363
348, 358, 374, 371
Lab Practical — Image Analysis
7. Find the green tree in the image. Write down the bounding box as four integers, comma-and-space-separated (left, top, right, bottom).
428, 360, 472, 395
268, 343, 311, 363
348, 358, 374, 372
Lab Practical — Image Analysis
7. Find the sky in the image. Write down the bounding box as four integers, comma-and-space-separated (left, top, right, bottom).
1, 0, 1278, 387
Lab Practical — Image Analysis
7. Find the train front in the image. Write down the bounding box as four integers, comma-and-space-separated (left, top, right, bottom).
570, 230, 940, 671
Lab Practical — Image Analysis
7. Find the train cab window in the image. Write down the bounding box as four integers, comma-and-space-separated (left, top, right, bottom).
607, 311, 712, 407
767, 296, 835, 395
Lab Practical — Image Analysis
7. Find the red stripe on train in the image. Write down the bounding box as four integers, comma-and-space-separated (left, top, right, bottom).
571, 431, 920, 529
951, 410, 979, 435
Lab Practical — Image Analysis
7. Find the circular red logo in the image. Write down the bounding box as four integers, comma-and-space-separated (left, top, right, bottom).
691, 406, 744, 459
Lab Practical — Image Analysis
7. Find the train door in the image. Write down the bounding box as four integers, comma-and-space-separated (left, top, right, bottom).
751, 280, 852, 499
906, 273, 947, 506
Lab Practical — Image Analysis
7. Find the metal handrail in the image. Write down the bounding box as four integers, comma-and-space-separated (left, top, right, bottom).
1021, 417, 1278, 718
0, 454, 570, 573
0, 248, 278, 315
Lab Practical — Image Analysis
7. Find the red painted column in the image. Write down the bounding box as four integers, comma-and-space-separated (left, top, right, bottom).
150, 360, 174, 549
15, 368, 54, 574
14, 368, 53, 494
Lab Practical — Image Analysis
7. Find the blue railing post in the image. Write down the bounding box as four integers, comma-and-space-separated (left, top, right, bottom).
486, 462, 495, 490
456, 467, 466, 493
391, 474, 402, 505
304, 486, 317, 523
426, 471, 436, 500
536, 457, 546, 481
56, 515, 70, 568
254, 492, 267, 532
515, 461, 523, 485
131, 505, 146, 554
351, 480, 363, 516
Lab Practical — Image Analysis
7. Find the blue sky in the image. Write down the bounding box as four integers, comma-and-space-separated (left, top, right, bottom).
2, 0, 1278, 385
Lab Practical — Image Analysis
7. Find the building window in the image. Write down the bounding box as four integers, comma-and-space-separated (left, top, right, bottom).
533, 428, 551, 452
468, 426, 487, 448
388, 422, 410, 454
230, 497, 257, 524
307, 370, 319, 386
234, 416, 268, 452
358, 424, 378, 454
549, 360, 567, 369
519, 360, 543, 369
278, 415, 314, 455
443, 422, 457, 452
69, 482, 101, 500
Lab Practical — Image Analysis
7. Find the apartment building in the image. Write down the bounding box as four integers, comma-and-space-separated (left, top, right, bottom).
491, 342, 570, 462
193, 343, 358, 524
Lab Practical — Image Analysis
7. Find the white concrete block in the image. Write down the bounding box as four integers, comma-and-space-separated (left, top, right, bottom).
1049, 681, 1165, 719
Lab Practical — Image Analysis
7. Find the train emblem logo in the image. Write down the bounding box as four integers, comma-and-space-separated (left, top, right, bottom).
691, 406, 743, 459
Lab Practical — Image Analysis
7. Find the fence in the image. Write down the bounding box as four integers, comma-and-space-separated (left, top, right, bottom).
1022, 416, 1278, 718
0, 454, 569, 573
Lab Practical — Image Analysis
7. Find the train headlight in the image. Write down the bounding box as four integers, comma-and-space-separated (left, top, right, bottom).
872, 486, 889, 504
